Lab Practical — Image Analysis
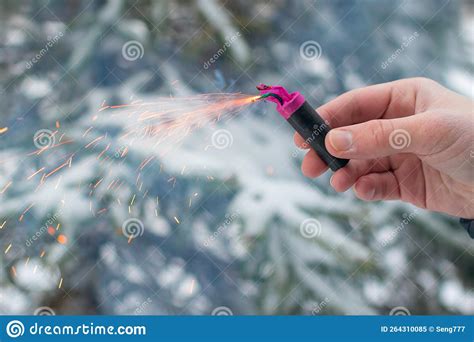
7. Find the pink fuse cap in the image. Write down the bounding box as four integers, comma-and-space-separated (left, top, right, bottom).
256, 84, 306, 120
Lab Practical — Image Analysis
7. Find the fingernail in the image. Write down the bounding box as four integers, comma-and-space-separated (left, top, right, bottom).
330, 175, 335, 188
366, 186, 375, 200
329, 130, 353, 152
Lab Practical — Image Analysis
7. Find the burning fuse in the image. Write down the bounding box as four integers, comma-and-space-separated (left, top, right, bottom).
256, 84, 349, 171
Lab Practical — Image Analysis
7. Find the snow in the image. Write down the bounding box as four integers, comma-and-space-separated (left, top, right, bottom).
440, 279, 474, 314
20, 77, 51, 99
14, 258, 61, 292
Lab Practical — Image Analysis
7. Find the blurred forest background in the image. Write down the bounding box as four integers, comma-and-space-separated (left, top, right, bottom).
0, 0, 473, 315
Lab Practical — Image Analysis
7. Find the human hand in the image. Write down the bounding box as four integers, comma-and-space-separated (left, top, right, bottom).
295, 78, 474, 218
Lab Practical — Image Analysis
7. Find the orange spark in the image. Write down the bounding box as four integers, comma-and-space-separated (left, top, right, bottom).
57, 234, 68, 244
45, 160, 69, 179
139, 156, 155, 171
27, 167, 45, 180
0, 181, 12, 194
85, 135, 104, 149
97, 143, 110, 159
19, 203, 34, 222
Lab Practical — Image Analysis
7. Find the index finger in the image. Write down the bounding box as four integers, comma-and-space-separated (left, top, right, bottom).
317, 78, 420, 128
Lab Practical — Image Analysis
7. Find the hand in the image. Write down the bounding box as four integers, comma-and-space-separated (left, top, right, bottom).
295, 78, 474, 218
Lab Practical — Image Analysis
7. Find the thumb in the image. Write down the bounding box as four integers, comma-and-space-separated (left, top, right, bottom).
325, 115, 428, 159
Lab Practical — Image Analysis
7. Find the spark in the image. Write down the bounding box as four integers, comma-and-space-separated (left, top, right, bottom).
85, 135, 104, 149
97, 143, 110, 159
11, 266, 16, 277
0, 127, 8, 134
40, 250, 46, 258
107, 179, 116, 190
93, 178, 104, 189
58, 277, 63, 289
174, 216, 180, 224
27, 167, 45, 180
19, 203, 35, 222
29, 139, 74, 156
168, 177, 176, 187
55, 175, 62, 189
97, 208, 107, 215
120, 147, 128, 158
57, 234, 67, 244
4, 243, 12, 254
0, 181, 12, 194
139, 156, 155, 171
83, 126, 94, 137
0, 220, 6, 229
189, 279, 195, 294
45, 160, 69, 179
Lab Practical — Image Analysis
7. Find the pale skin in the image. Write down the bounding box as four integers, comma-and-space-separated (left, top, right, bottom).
295, 78, 474, 218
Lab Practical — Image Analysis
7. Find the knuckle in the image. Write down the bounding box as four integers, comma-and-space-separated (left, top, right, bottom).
410, 77, 438, 88
369, 120, 391, 148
